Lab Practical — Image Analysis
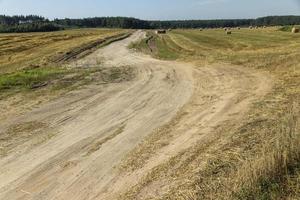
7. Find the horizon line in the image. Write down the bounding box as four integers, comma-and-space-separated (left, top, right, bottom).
1, 14, 300, 21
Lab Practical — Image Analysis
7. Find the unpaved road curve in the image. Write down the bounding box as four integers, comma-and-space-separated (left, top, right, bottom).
0, 31, 272, 200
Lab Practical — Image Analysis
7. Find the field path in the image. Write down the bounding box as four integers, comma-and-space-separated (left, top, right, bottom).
0, 31, 272, 200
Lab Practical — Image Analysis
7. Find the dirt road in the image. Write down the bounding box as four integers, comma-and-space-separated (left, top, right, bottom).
0, 31, 272, 200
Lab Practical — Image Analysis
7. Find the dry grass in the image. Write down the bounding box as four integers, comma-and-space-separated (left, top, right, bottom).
233, 105, 300, 199
132, 27, 300, 66
0, 28, 128, 73
292, 27, 300, 33
128, 27, 300, 199
120, 94, 300, 200
0, 29, 131, 99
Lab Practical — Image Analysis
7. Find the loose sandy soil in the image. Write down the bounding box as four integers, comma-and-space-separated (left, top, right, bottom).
0, 31, 272, 199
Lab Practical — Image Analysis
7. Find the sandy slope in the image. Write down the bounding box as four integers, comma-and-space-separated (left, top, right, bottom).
0, 31, 272, 200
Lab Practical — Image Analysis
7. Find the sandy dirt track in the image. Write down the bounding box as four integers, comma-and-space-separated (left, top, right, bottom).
0, 31, 272, 200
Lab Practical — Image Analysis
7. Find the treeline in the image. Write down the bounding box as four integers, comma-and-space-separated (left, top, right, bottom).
55, 15, 300, 29
150, 16, 300, 29
0, 23, 61, 33
0, 15, 61, 33
54, 17, 149, 29
254, 16, 300, 26
1, 15, 300, 33
55, 17, 254, 29
149, 19, 253, 29
0, 15, 47, 25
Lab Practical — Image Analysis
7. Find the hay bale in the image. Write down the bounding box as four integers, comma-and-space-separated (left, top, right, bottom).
292, 27, 299, 33
156, 30, 166, 34
199, 28, 203, 31
249, 26, 253, 29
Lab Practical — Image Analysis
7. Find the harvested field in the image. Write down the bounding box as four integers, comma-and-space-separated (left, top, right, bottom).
126, 27, 300, 199
0, 28, 129, 73
0, 27, 299, 200
0, 29, 132, 120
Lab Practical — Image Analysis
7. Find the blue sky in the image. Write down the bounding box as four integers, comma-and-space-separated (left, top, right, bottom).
0, 0, 299, 20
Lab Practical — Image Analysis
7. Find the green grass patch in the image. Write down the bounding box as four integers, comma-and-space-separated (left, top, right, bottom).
0, 67, 67, 91
0, 64, 135, 100
155, 35, 180, 60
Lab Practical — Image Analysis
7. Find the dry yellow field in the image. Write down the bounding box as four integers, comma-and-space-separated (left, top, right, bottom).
127, 27, 300, 199
0, 29, 131, 99
0, 28, 128, 73
0, 28, 299, 200
0, 29, 132, 122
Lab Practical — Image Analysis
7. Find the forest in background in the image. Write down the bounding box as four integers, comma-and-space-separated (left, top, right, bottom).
1, 15, 300, 33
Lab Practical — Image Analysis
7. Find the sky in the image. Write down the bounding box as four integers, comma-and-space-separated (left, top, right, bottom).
0, 0, 300, 20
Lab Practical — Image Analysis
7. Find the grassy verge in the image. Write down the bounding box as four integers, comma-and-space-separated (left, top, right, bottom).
0, 67, 66, 91
0, 65, 135, 99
